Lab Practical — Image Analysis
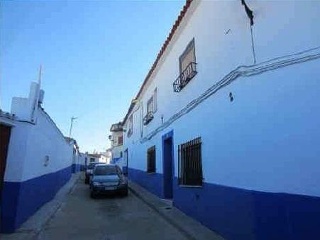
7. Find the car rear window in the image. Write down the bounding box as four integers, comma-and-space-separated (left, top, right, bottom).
94, 166, 118, 175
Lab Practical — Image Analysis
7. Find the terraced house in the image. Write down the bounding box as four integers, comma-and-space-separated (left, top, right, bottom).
121, 0, 320, 239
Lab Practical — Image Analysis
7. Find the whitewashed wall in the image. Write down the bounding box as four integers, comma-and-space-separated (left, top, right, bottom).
4, 109, 73, 182
4, 82, 73, 182
124, 0, 320, 197
111, 131, 123, 159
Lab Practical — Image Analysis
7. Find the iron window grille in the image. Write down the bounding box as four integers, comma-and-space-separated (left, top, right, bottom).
147, 146, 156, 173
173, 62, 197, 92
143, 111, 154, 125
173, 38, 197, 92
178, 137, 203, 186
143, 96, 154, 125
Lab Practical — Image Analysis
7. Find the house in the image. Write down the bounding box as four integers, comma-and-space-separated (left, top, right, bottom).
121, 1, 320, 239
86, 153, 102, 164
100, 149, 112, 164
65, 137, 84, 173
0, 82, 75, 233
109, 122, 126, 171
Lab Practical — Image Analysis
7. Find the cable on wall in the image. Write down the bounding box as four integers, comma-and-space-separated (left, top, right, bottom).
139, 46, 320, 144
241, 0, 256, 64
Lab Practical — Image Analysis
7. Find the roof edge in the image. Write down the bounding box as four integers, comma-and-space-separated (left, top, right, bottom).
123, 0, 194, 124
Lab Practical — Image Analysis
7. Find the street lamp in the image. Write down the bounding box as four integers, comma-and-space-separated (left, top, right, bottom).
69, 116, 77, 138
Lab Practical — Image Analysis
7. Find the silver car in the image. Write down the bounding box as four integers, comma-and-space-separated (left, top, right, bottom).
90, 164, 128, 198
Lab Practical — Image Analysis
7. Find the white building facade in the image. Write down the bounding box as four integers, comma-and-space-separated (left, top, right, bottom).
122, 1, 320, 239
109, 122, 126, 172
0, 82, 74, 233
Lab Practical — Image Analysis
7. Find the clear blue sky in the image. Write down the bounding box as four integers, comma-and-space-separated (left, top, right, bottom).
0, 0, 185, 153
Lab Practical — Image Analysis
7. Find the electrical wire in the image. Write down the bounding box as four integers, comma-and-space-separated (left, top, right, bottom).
139, 46, 320, 143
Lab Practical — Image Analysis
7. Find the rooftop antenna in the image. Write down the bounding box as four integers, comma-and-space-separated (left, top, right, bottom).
38, 65, 42, 87
69, 116, 77, 138
31, 65, 42, 122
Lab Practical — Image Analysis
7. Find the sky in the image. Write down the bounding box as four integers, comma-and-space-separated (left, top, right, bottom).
0, 0, 185, 153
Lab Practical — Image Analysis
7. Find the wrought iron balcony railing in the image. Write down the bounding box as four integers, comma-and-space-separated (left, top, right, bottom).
143, 111, 154, 125
173, 62, 197, 92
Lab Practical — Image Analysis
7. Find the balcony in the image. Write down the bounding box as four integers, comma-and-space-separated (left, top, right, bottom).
173, 62, 197, 92
143, 111, 154, 125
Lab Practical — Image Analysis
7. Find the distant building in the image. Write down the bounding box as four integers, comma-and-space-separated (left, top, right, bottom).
0, 82, 75, 233
65, 137, 85, 172
121, 1, 320, 239
87, 153, 101, 164
100, 149, 112, 164
109, 122, 126, 172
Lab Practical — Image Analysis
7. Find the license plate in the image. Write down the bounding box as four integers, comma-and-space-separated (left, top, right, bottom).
104, 186, 115, 190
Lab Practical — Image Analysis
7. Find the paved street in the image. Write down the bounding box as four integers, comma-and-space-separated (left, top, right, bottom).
36, 176, 189, 240
1, 174, 223, 240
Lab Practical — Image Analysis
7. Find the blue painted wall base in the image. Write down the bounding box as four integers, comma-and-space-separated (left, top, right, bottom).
128, 168, 320, 240
0, 166, 72, 233
128, 168, 163, 198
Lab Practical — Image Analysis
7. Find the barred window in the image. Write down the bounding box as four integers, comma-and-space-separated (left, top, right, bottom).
178, 137, 203, 186
147, 146, 156, 173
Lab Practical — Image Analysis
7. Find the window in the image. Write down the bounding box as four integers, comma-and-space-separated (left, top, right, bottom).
90, 157, 95, 162
120, 151, 123, 158
179, 39, 196, 73
153, 88, 157, 113
147, 97, 153, 114
118, 136, 123, 145
144, 97, 154, 125
147, 146, 156, 173
127, 115, 133, 137
173, 39, 197, 92
178, 137, 203, 186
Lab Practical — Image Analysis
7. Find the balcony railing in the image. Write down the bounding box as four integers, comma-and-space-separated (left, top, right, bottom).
173, 62, 197, 92
143, 111, 154, 125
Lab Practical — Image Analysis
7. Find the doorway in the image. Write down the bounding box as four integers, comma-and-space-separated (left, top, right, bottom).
162, 131, 174, 199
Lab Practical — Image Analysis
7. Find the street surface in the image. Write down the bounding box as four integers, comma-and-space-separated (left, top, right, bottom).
36, 176, 189, 240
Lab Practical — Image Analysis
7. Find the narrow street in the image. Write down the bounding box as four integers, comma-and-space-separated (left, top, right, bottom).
35, 176, 189, 240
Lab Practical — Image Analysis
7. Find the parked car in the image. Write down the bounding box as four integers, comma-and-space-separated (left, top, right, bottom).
85, 162, 99, 184
90, 164, 128, 198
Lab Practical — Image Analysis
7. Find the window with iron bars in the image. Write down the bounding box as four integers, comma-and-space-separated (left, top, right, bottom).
173, 38, 197, 92
178, 137, 203, 186
147, 146, 156, 173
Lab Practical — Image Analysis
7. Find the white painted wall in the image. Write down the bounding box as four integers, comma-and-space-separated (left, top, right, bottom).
111, 131, 123, 159
123, 0, 320, 197
4, 82, 73, 182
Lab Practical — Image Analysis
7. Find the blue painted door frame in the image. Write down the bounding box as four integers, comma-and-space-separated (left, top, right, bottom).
162, 130, 174, 199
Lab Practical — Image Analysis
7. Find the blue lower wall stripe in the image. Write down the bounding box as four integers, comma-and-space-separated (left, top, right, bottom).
1, 166, 72, 233
128, 167, 320, 240
128, 168, 163, 198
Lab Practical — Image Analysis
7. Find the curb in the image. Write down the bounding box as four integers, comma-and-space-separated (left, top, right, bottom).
128, 181, 224, 240
129, 184, 196, 240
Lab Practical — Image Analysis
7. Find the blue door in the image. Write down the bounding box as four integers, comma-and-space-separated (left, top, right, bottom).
163, 131, 174, 199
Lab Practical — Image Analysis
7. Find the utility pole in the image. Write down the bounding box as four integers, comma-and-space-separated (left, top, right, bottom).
69, 116, 77, 138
